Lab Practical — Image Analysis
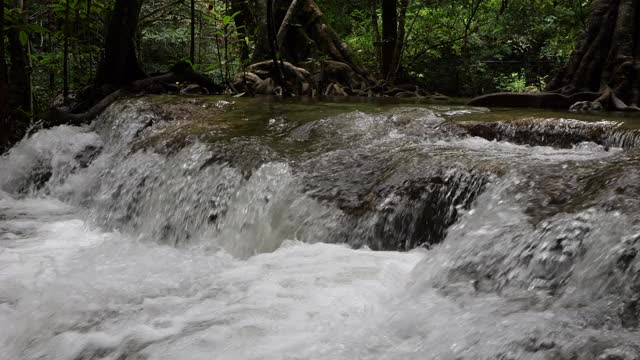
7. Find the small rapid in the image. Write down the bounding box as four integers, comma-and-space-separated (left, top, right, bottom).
1, 97, 640, 359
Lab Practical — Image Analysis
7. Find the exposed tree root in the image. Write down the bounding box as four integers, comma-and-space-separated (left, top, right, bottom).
231, 59, 442, 99
467, 92, 601, 109
595, 86, 640, 111
467, 90, 640, 112
471, 0, 640, 111
47, 65, 224, 125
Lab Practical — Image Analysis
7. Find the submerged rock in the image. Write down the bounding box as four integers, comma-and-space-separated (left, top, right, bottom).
570, 100, 605, 113
6, 97, 640, 359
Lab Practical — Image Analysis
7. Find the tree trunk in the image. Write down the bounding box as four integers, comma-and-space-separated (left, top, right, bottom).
381, 0, 397, 79
370, 0, 382, 75
95, 0, 145, 88
276, 0, 304, 50
230, 0, 254, 62
63, 0, 70, 98
190, 0, 195, 64
1, 0, 32, 152
388, 0, 409, 82
266, 0, 288, 94
0, 0, 4, 79
46, 4, 55, 92
7, 0, 31, 114
0, 0, 9, 151
246, 0, 369, 80
250, 0, 273, 63
546, 0, 640, 109
0, 0, 7, 88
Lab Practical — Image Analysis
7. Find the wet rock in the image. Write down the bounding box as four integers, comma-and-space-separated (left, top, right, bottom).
180, 84, 208, 95
521, 336, 557, 352
255, 78, 277, 95
30, 165, 53, 192
619, 297, 639, 329
74, 144, 103, 168
455, 118, 618, 148
361, 173, 487, 250
430, 93, 451, 101
300, 139, 490, 251
617, 248, 638, 271
51, 90, 80, 112
570, 101, 604, 113
598, 346, 640, 360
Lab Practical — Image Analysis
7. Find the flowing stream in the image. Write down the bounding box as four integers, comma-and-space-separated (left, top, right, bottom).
2, 96, 640, 360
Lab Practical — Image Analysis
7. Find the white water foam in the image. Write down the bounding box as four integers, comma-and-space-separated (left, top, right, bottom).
2, 103, 638, 359
0, 198, 426, 360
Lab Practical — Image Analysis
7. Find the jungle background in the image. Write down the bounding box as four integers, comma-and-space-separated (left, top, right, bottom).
0, 0, 593, 150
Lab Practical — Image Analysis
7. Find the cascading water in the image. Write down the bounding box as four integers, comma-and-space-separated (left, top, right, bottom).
1, 97, 640, 360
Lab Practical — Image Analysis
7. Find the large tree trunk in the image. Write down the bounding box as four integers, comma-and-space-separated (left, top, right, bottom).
7, 0, 31, 114
190, 0, 195, 64
0, 0, 5, 84
369, 0, 382, 76
95, 0, 145, 88
469, 0, 640, 111
0, 0, 9, 151
230, 0, 254, 62
250, 0, 273, 63
388, 0, 409, 82
546, 0, 640, 110
247, 0, 369, 80
381, 0, 397, 79
63, 0, 69, 97
2, 0, 32, 152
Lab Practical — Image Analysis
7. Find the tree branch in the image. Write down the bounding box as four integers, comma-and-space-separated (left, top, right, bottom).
276, 0, 306, 49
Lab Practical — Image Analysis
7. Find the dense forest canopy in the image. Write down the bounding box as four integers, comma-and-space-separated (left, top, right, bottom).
0, 0, 608, 151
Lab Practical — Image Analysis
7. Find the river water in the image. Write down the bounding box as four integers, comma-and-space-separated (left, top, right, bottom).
1, 97, 640, 359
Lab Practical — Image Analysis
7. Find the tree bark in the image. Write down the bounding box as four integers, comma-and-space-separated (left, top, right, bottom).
301, 1, 371, 80
95, 0, 146, 88
7, 0, 31, 114
381, 0, 397, 79
0, 0, 7, 86
369, 0, 382, 75
190, 0, 195, 64
63, 0, 70, 98
250, 0, 273, 63
230, 0, 254, 62
0, 0, 9, 151
266, 0, 288, 95
1, 0, 32, 152
388, 0, 409, 82
246, 0, 370, 82
546, 0, 640, 109
276, 0, 304, 50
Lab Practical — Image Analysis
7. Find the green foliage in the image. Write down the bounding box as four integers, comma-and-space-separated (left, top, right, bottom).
2, 0, 594, 111
318, 0, 590, 96
343, 8, 378, 75
496, 72, 541, 93
139, 0, 247, 83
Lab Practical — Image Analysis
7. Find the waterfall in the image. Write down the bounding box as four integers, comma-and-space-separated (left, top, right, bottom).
1, 97, 639, 360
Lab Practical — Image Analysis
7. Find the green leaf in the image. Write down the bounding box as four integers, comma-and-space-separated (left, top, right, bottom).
19, 31, 28, 46
26, 24, 48, 33
223, 15, 231, 25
